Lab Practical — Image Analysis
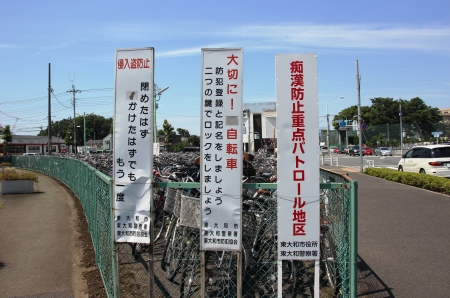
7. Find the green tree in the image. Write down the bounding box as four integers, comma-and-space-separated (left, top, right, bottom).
369, 136, 378, 148
334, 97, 443, 144
2, 125, 12, 156
39, 114, 113, 147
172, 141, 191, 152
402, 97, 442, 140
176, 128, 190, 138
188, 135, 200, 147
162, 119, 175, 150
64, 128, 73, 146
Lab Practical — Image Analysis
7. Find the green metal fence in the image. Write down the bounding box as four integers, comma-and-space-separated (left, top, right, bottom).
12, 156, 357, 298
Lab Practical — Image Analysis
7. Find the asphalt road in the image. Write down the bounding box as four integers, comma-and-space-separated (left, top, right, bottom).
322, 154, 401, 171
322, 166, 450, 297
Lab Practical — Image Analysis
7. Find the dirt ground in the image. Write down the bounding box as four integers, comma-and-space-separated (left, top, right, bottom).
65, 181, 108, 298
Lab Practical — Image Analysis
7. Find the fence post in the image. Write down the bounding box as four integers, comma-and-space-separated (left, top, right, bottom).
350, 180, 358, 298
111, 182, 120, 298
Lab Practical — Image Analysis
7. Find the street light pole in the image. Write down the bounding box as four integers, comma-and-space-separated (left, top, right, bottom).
76, 112, 86, 154
326, 96, 344, 154
153, 85, 169, 143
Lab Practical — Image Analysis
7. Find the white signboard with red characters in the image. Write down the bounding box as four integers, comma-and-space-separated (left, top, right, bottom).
276, 54, 320, 260
200, 48, 243, 251
113, 48, 154, 243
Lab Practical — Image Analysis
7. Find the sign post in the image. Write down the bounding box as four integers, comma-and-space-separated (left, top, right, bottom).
276, 53, 320, 296
432, 131, 443, 144
113, 48, 154, 244
200, 48, 244, 252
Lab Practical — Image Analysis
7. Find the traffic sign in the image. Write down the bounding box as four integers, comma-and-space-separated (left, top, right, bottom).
361, 123, 368, 130
339, 120, 347, 127
432, 131, 442, 137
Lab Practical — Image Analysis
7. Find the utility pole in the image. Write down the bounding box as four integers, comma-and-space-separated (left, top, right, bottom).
48, 63, 52, 155
67, 80, 80, 154
399, 102, 403, 156
356, 60, 363, 172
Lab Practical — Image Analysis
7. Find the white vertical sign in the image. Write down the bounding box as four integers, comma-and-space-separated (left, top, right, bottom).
200, 48, 243, 251
276, 54, 320, 260
113, 48, 154, 243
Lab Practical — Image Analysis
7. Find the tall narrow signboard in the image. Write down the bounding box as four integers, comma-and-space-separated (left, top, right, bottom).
200, 48, 243, 251
276, 54, 320, 260
113, 48, 154, 243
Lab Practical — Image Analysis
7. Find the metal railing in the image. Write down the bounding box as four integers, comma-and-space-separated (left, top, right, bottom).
12, 156, 357, 298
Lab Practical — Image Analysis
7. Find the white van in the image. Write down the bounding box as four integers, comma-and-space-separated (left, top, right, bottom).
397, 145, 450, 177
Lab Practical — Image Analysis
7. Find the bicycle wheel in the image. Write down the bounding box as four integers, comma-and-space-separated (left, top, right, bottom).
166, 224, 186, 281
253, 236, 277, 297
152, 178, 167, 242
321, 229, 340, 294
242, 203, 258, 245
291, 260, 315, 297
180, 235, 201, 298
160, 216, 177, 271
205, 243, 250, 298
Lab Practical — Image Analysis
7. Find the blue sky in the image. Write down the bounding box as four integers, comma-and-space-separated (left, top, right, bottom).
1, 0, 449, 137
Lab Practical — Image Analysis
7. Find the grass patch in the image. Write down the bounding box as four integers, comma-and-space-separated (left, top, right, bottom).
364, 167, 450, 195
0, 170, 39, 182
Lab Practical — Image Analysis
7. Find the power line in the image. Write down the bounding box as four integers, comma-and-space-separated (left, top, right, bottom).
52, 89, 72, 109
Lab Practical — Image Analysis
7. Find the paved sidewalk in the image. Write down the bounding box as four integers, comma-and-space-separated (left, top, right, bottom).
322, 165, 450, 298
0, 171, 86, 298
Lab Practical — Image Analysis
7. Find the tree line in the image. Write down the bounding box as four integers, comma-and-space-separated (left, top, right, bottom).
35, 115, 199, 151
332, 97, 449, 146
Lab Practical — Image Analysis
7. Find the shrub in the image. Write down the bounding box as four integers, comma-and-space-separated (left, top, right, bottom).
363, 167, 450, 195
0, 162, 12, 167
0, 170, 39, 182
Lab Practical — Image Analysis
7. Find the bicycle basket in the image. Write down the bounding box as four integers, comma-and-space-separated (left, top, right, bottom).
164, 180, 177, 213
179, 194, 200, 229
173, 189, 182, 218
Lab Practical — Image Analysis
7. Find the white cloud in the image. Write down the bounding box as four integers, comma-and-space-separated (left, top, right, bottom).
221, 24, 450, 52
32, 41, 76, 56
112, 22, 450, 57
0, 44, 23, 49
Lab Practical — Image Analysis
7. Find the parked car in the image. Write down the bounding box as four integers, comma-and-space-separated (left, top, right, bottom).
362, 147, 373, 155
333, 147, 344, 154
375, 147, 392, 156
345, 145, 356, 155
397, 145, 450, 177
349, 146, 360, 156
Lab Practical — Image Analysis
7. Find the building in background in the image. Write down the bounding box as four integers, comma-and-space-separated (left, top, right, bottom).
0, 126, 65, 155
243, 102, 277, 154
440, 108, 450, 123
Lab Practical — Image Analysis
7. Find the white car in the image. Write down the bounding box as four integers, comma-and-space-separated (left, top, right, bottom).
397, 145, 450, 177
375, 147, 392, 156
